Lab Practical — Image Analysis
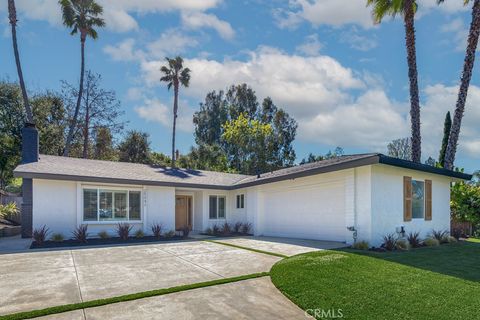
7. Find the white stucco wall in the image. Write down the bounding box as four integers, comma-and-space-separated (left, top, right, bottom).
369, 164, 452, 246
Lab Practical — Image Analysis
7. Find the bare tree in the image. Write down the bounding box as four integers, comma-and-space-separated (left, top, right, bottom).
387, 138, 412, 161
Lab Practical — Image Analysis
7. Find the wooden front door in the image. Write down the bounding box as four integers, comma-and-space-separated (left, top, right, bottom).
175, 195, 192, 230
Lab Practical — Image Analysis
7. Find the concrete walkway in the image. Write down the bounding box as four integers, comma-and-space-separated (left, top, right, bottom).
214, 236, 346, 256
39, 277, 307, 320
0, 240, 280, 316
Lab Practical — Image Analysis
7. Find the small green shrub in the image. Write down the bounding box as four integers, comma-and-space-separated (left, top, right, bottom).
135, 229, 145, 238
72, 225, 88, 243
221, 222, 231, 235
423, 237, 440, 247
233, 222, 243, 233
0, 202, 19, 221
212, 224, 220, 235
97, 230, 110, 239
407, 231, 422, 248
396, 239, 411, 251
241, 222, 252, 235
151, 223, 163, 239
431, 229, 449, 244
447, 236, 458, 243
381, 233, 398, 251
116, 223, 133, 240
164, 230, 175, 238
33, 225, 50, 245
352, 240, 369, 250
50, 233, 64, 242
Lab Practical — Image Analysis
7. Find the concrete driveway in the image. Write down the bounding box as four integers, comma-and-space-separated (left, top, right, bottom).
0, 236, 341, 318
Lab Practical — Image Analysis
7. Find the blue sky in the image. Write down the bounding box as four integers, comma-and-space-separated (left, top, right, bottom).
1, 0, 479, 172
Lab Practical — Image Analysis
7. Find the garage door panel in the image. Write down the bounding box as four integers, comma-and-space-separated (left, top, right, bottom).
261, 181, 345, 241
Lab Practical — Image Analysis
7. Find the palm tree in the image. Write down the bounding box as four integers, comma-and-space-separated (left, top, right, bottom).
160, 56, 191, 167
8, 0, 34, 124
367, 0, 421, 163
60, 0, 105, 156
441, 0, 480, 170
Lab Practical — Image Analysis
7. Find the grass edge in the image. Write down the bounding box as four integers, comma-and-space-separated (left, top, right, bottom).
205, 239, 288, 258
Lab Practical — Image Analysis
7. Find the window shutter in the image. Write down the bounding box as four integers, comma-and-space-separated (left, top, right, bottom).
425, 180, 432, 221
403, 176, 412, 221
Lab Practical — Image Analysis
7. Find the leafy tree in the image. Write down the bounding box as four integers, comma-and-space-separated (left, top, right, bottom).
0, 135, 20, 190
118, 130, 151, 164
149, 152, 172, 167
193, 84, 297, 174
8, 0, 33, 123
60, 0, 105, 156
62, 71, 125, 158
440, 0, 480, 170
367, 0, 421, 163
438, 111, 452, 168
93, 126, 116, 160
222, 113, 273, 174
387, 137, 412, 160
451, 181, 480, 230
300, 147, 344, 164
181, 144, 231, 172
424, 156, 436, 167
160, 56, 191, 167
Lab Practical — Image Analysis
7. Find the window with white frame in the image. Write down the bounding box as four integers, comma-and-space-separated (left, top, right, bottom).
209, 195, 226, 219
236, 194, 245, 209
411, 180, 425, 219
83, 188, 141, 222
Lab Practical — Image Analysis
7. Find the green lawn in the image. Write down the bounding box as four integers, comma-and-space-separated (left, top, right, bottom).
270, 242, 480, 320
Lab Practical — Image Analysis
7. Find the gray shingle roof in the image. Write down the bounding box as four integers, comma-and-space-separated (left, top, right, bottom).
14, 153, 471, 190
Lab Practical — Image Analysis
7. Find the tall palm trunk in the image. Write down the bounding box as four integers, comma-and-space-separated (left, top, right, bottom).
8, 0, 33, 124
83, 103, 90, 159
64, 33, 86, 156
404, 0, 421, 163
171, 83, 179, 167
444, 0, 480, 170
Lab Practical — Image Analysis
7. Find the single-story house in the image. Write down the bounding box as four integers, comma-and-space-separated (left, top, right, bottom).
14, 125, 472, 246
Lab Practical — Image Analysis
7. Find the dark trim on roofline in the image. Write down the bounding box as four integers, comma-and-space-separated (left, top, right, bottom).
14, 154, 471, 190
378, 155, 472, 180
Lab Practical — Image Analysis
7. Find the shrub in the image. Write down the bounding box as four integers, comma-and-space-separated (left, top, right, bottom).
381, 233, 397, 251
181, 225, 190, 238
72, 225, 88, 243
0, 203, 19, 221
431, 229, 449, 244
352, 240, 369, 250
33, 225, 50, 245
97, 230, 109, 239
396, 239, 411, 251
205, 227, 213, 235
151, 223, 163, 239
447, 236, 458, 243
212, 224, 220, 235
241, 222, 252, 235
407, 231, 422, 248
233, 222, 243, 234
423, 237, 440, 247
116, 223, 133, 240
50, 233, 64, 242
221, 222, 231, 235
164, 230, 175, 238
451, 228, 463, 240
135, 229, 145, 238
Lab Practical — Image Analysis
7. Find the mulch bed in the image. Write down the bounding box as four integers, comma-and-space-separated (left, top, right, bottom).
30, 235, 185, 249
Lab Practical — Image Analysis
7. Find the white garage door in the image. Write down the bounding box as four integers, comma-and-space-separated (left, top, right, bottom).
260, 180, 346, 242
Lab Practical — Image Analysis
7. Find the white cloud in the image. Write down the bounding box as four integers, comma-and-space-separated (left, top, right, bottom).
295, 34, 323, 56
134, 98, 194, 132
181, 11, 235, 40
340, 27, 378, 51
440, 18, 468, 51
5, 0, 223, 33
103, 38, 145, 62
146, 29, 198, 58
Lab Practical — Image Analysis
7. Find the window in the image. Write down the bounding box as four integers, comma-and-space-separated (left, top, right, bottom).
209, 195, 226, 219
83, 188, 142, 222
412, 180, 425, 219
236, 194, 245, 209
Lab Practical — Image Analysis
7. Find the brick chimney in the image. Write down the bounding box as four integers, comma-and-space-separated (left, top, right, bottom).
21, 123, 38, 238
